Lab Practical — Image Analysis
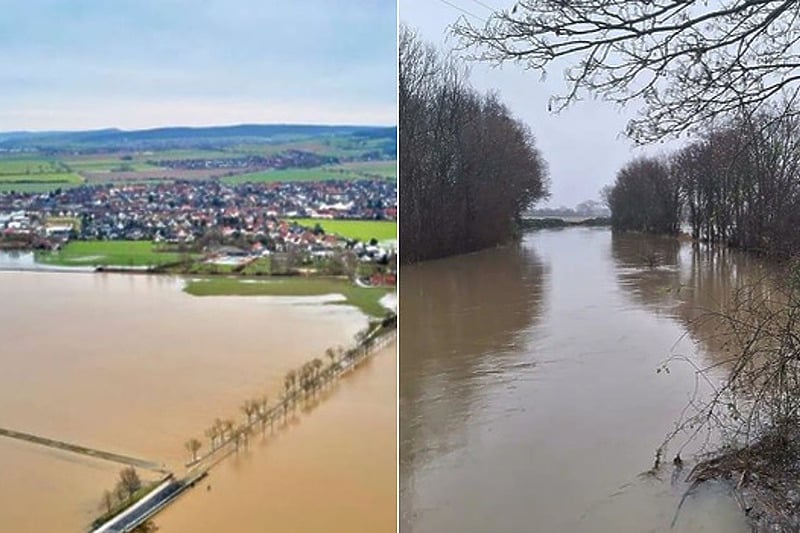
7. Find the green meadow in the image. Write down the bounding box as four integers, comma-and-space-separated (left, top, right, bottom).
36, 240, 187, 267
0, 171, 84, 193
337, 160, 396, 179
291, 219, 397, 242
63, 159, 159, 172
0, 159, 66, 175
183, 276, 391, 317
223, 167, 363, 184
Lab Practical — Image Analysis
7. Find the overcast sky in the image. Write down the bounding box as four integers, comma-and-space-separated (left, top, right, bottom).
0, 0, 396, 131
401, 0, 675, 208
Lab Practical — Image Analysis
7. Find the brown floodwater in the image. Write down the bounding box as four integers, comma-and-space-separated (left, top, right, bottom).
0, 268, 394, 532
400, 227, 766, 533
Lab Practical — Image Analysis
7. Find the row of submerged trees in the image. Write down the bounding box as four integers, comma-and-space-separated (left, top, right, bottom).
185, 349, 340, 463
185, 317, 394, 464
96, 467, 144, 522
399, 26, 549, 264
607, 108, 800, 257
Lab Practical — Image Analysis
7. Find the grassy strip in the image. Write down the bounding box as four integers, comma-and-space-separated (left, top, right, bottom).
64, 160, 158, 172
222, 167, 364, 184
335, 160, 396, 179
0, 158, 64, 174
183, 276, 391, 317
0, 181, 83, 193
290, 218, 397, 241
0, 172, 82, 183
91, 480, 163, 528
36, 240, 189, 267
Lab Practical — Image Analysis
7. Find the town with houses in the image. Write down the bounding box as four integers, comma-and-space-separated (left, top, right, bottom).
0, 177, 397, 280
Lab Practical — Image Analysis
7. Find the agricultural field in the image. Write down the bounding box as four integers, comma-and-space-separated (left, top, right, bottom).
222, 159, 396, 185
183, 276, 391, 317
0, 158, 68, 175
222, 167, 364, 185
62, 158, 159, 172
0, 181, 82, 194
336, 160, 396, 179
0, 127, 396, 193
290, 219, 397, 242
36, 240, 189, 267
0, 171, 84, 193
231, 134, 395, 160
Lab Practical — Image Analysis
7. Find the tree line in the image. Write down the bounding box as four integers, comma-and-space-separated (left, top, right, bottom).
607, 108, 800, 257
399, 26, 549, 264
185, 314, 396, 466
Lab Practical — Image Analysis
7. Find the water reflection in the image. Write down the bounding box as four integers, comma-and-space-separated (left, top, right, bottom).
400, 228, 748, 533
399, 242, 548, 528
611, 233, 783, 359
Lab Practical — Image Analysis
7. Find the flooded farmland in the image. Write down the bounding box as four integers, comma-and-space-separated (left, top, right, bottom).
400, 227, 766, 533
0, 267, 394, 532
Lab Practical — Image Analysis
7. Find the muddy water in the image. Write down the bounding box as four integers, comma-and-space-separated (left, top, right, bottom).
156, 340, 397, 533
400, 228, 758, 533
0, 270, 392, 532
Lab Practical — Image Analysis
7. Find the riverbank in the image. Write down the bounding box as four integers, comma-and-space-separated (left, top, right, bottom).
519, 217, 611, 231
607, 228, 800, 530
689, 427, 800, 531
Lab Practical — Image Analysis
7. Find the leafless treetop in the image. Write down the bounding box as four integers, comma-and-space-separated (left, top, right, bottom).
454, 0, 800, 143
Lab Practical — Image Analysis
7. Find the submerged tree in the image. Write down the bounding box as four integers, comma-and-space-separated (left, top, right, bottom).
455, 0, 800, 143
205, 425, 220, 451
99, 489, 114, 515
400, 26, 549, 263
185, 438, 202, 462
608, 109, 800, 257
117, 467, 141, 500
607, 156, 681, 234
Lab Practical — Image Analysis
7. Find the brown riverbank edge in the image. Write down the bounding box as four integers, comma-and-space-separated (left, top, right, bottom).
689, 430, 800, 531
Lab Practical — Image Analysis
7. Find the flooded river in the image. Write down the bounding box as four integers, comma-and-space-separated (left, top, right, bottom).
0, 267, 394, 532
400, 227, 761, 533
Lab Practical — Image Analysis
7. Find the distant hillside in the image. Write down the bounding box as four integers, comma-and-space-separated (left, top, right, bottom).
0, 124, 396, 152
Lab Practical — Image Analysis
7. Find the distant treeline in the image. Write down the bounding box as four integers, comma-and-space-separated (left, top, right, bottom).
399, 27, 549, 264
607, 108, 800, 257
520, 217, 611, 231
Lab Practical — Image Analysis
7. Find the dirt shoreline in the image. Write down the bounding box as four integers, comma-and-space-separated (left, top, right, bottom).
691, 433, 800, 532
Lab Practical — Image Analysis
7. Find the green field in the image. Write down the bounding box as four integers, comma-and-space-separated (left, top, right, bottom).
183, 276, 391, 317
36, 240, 188, 267
223, 167, 364, 184
231, 136, 393, 159
223, 161, 396, 185
135, 149, 235, 161
0, 171, 84, 193
0, 181, 83, 193
291, 219, 397, 242
336, 160, 396, 179
64, 159, 159, 172
0, 158, 66, 175
0, 172, 83, 183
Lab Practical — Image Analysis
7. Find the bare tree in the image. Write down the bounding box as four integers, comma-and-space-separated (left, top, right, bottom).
185, 438, 202, 462
118, 467, 141, 500
205, 425, 219, 451
400, 26, 549, 263
99, 489, 114, 515
454, 1, 800, 143
608, 109, 800, 257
